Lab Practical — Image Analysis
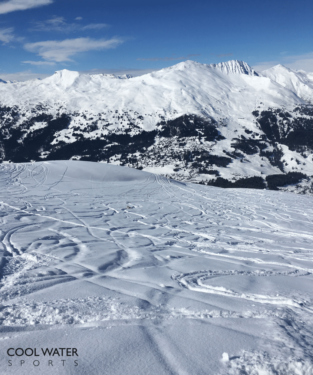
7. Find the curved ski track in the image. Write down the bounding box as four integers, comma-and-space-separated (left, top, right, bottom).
1, 162, 313, 373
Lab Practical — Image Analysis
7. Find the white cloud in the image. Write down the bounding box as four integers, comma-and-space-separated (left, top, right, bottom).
0, 0, 53, 14
0, 70, 50, 82
23, 60, 56, 66
75, 17, 82, 21
31, 17, 109, 33
31, 16, 73, 32
24, 37, 124, 62
0, 27, 15, 43
211, 53, 233, 58
282, 53, 313, 72
252, 60, 278, 72
253, 52, 313, 73
82, 23, 109, 30
46, 16, 65, 26
137, 54, 200, 62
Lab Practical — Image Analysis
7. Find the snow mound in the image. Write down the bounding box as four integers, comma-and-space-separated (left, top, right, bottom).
46, 160, 151, 182
225, 351, 313, 375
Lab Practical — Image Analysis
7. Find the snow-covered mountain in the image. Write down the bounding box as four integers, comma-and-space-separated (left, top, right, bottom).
0, 60, 303, 119
262, 64, 313, 103
0, 60, 312, 194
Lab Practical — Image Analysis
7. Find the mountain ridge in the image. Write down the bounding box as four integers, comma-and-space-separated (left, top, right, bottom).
210, 60, 259, 76
0, 60, 312, 194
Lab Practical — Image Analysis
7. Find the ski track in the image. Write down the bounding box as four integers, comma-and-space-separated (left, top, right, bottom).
1, 161, 313, 373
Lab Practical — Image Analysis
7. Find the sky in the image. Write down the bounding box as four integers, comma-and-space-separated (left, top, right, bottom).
0, 0, 312, 81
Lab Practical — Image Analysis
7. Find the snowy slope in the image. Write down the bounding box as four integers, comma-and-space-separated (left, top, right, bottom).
0, 161, 313, 374
0, 60, 312, 194
262, 65, 313, 103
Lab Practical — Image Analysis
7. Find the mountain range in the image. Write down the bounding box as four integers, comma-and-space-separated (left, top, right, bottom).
0, 60, 312, 194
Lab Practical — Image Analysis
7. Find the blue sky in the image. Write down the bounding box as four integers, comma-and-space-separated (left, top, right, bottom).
0, 0, 313, 81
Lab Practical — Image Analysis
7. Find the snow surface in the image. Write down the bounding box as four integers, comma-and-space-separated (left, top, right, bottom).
1, 161, 313, 374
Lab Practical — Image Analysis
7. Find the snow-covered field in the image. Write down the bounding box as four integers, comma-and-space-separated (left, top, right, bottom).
1, 161, 313, 374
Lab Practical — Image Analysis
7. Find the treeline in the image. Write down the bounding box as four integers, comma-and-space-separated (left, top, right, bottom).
205, 172, 308, 190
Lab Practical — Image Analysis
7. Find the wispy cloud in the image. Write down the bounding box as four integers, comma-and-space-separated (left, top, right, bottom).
82, 24, 109, 30
31, 16, 109, 33
252, 60, 281, 72
0, 0, 53, 14
46, 16, 64, 26
24, 37, 124, 62
210, 53, 233, 58
137, 54, 200, 62
75, 17, 82, 21
253, 52, 313, 73
216, 53, 233, 58
23, 60, 56, 66
0, 27, 15, 43
0, 70, 50, 82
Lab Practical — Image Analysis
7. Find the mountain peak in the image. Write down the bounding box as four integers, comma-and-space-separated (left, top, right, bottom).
162, 60, 202, 72
264, 64, 292, 73
210, 60, 259, 76
0, 78, 7, 84
52, 69, 80, 79
43, 69, 80, 88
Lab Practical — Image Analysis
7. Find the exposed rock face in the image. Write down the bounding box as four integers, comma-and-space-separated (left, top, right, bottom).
210, 60, 259, 76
